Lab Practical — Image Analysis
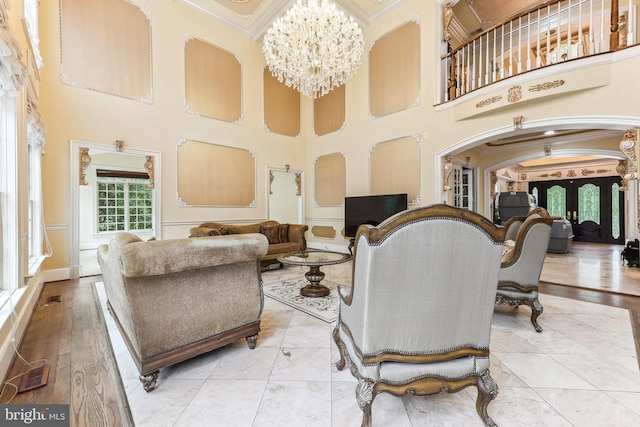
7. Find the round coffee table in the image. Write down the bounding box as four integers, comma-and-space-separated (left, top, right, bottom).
277, 250, 351, 297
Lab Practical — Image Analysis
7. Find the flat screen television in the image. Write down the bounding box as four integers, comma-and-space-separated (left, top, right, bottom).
344, 194, 408, 238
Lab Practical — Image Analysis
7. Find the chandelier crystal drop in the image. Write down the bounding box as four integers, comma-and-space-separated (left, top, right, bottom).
262, 0, 364, 99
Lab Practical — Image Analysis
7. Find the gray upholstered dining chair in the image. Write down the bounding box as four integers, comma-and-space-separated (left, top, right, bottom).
496, 207, 553, 332
333, 204, 506, 427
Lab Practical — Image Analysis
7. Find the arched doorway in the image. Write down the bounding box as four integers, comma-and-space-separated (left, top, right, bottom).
436, 117, 640, 242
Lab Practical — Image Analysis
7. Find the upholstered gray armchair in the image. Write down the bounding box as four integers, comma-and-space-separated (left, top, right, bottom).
333, 204, 506, 427
496, 207, 553, 332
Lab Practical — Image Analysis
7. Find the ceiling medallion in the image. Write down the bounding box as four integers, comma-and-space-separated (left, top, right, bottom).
262, 0, 364, 99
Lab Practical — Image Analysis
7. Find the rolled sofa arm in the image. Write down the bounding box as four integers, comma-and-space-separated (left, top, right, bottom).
116, 232, 269, 278
288, 224, 309, 249
189, 226, 221, 237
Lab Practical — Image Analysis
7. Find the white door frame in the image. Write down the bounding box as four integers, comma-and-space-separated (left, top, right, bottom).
69, 140, 162, 279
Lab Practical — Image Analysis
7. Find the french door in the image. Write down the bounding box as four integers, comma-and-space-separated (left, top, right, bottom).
529, 176, 625, 244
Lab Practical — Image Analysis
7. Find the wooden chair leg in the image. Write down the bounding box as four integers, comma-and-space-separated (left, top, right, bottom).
475, 372, 499, 427
526, 299, 544, 332
332, 326, 346, 370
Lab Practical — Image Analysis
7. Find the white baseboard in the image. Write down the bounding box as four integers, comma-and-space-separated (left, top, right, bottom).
307, 241, 350, 254
0, 280, 43, 388
41, 268, 71, 283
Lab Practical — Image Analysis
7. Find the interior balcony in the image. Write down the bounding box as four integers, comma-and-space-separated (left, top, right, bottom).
438, 0, 639, 107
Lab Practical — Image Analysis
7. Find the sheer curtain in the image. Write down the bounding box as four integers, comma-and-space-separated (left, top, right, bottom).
0, 4, 25, 97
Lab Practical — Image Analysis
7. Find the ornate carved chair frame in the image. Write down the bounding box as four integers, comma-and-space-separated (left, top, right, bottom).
333, 204, 506, 427
496, 207, 553, 332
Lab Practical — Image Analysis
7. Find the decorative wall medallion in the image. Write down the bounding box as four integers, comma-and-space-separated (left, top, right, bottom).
442, 156, 453, 191
79, 147, 91, 186
567, 170, 576, 177
490, 171, 497, 196
476, 95, 502, 108
620, 129, 638, 180
144, 155, 155, 188
529, 80, 565, 92
507, 85, 522, 103
617, 160, 628, 191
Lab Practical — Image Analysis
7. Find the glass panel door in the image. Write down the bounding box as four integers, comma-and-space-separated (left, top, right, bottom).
529, 177, 624, 245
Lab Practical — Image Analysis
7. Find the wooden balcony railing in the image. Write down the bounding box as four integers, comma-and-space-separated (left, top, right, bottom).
440, 0, 637, 103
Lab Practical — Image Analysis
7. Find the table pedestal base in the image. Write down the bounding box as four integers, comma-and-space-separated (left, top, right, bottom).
301, 266, 330, 297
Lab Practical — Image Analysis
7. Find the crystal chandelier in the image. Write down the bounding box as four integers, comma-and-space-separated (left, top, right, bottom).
262, 0, 364, 99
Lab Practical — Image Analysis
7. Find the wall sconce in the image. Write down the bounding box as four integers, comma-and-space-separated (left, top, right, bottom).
115, 140, 124, 152
544, 145, 552, 156
285, 164, 290, 172
442, 156, 453, 191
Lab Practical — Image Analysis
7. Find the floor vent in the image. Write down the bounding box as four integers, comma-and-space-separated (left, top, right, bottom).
44, 295, 63, 306
17, 364, 49, 393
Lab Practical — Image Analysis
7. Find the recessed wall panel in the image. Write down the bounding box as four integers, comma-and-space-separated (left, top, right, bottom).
314, 85, 345, 136
370, 20, 420, 118
60, 0, 152, 102
264, 68, 301, 137
177, 140, 255, 207
185, 37, 241, 123
370, 136, 420, 203
314, 152, 346, 207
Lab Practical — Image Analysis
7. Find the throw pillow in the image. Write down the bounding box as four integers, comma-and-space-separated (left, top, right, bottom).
259, 225, 280, 244
278, 224, 290, 243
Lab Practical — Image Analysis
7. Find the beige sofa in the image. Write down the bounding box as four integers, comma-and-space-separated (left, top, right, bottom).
189, 220, 308, 269
97, 232, 268, 391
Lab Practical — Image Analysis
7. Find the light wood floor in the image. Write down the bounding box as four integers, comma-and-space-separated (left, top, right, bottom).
2, 242, 639, 427
0, 277, 134, 426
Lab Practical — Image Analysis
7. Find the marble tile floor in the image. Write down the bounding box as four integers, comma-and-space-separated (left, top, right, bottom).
96, 257, 640, 427
540, 242, 640, 296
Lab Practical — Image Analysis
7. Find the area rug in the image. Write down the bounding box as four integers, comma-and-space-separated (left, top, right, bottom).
262, 276, 343, 323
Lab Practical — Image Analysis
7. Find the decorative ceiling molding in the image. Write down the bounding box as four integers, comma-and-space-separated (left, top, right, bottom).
178, 0, 404, 41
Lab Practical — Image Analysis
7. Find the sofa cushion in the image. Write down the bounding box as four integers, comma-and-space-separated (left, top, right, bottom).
266, 241, 301, 255
259, 224, 281, 244
278, 224, 290, 243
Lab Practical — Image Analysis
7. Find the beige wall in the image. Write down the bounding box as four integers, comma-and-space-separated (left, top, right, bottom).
39, 0, 307, 271
38, 0, 640, 267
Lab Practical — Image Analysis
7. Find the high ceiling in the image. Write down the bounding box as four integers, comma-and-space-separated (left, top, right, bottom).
177, 0, 545, 42
177, 0, 624, 175
177, 0, 406, 41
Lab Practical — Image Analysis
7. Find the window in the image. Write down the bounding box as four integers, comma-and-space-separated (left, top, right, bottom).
26, 102, 48, 274
97, 175, 153, 233
0, 96, 19, 298
612, 183, 621, 239
24, 0, 43, 68
546, 185, 566, 218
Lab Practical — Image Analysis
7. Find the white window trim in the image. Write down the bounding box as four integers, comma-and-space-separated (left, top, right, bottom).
0, 96, 20, 308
